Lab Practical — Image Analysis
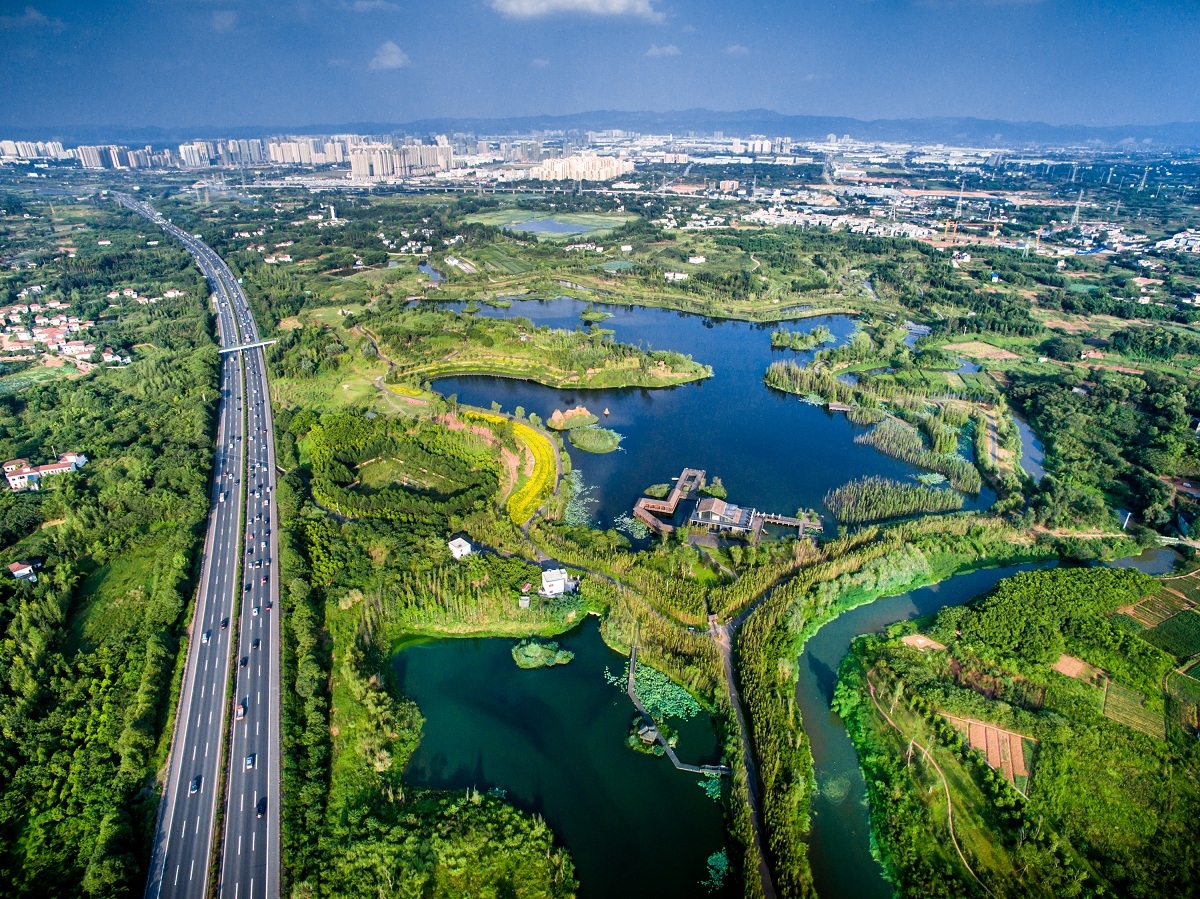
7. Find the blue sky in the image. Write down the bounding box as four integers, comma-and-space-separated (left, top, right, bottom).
0, 0, 1196, 129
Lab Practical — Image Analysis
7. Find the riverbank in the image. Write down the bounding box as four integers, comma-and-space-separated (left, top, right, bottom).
833, 565, 1200, 897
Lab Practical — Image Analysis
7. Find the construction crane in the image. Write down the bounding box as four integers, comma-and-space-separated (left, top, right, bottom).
942, 179, 966, 238
1070, 189, 1084, 227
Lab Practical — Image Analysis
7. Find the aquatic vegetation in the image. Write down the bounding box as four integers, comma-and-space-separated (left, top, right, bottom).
568, 426, 623, 454
643, 483, 672, 499
702, 848, 730, 892
854, 419, 982, 493
770, 324, 834, 351
824, 476, 964, 523
698, 776, 723, 801
512, 639, 574, 668
606, 661, 702, 721
562, 469, 597, 526
614, 513, 651, 540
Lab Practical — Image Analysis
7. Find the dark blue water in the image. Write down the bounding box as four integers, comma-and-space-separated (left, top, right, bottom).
436, 298, 996, 530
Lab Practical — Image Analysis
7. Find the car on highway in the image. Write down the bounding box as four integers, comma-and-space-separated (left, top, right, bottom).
236, 701, 246, 720
221, 617, 229, 630
190, 775, 202, 795
256, 797, 267, 818
201, 630, 211, 644
252, 638, 260, 650
244, 754, 256, 770
261, 575, 268, 584
252, 605, 260, 616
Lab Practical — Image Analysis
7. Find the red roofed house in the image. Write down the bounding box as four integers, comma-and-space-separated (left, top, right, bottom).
8, 561, 35, 581
4, 452, 87, 491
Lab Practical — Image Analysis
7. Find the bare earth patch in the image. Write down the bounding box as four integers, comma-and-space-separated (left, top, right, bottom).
1052, 653, 1104, 683
942, 341, 1021, 361
901, 634, 946, 651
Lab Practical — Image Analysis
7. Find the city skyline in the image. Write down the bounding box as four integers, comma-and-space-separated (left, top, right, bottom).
1, 0, 1197, 131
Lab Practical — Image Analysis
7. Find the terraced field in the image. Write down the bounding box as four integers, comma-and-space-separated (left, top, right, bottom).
1125, 586, 1192, 627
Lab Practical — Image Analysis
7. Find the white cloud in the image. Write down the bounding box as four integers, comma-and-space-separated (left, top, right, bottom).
211, 11, 237, 33
530, 57, 550, 68
349, 0, 401, 10
724, 43, 748, 55
645, 43, 680, 57
0, 6, 64, 31
491, 0, 663, 21
369, 40, 411, 70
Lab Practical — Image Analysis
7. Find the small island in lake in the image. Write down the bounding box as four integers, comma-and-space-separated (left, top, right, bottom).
547, 405, 599, 430
512, 639, 575, 669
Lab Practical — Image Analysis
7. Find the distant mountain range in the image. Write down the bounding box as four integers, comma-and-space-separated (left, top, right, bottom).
14, 109, 1200, 150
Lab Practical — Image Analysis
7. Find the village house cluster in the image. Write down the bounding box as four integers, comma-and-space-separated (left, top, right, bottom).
1, 295, 98, 359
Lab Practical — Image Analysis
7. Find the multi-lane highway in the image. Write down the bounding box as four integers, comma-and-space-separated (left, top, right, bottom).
116, 194, 281, 899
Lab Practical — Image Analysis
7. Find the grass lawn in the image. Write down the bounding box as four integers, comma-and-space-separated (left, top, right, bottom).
272, 355, 390, 414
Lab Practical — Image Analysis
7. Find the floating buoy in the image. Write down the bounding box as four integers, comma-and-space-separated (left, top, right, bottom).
603, 407, 610, 416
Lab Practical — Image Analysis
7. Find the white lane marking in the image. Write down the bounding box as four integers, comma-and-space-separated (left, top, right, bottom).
189, 859, 194, 881
174, 865, 179, 886
196, 814, 200, 832
252, 832, 256, 852
205, 741, 209, 757
192, 745, 196, 761
238, 834, 242, 856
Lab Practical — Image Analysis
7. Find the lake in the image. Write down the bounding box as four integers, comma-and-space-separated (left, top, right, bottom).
509, 219, 595, 235
436, 297, 996, 532
395, 618, 733, 898
797, 564, 1048, 899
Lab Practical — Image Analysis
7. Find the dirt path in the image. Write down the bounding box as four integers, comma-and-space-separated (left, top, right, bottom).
868, 680, 992, 897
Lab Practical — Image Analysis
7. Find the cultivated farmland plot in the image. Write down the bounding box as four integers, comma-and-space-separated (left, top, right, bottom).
1103, 681, 1166, 741
943, 713, 1034, 794
1126, 587, 1193, 628
1145, 610, 1200, 659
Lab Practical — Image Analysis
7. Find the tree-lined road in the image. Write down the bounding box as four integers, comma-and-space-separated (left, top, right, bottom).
115, 194, 281, 899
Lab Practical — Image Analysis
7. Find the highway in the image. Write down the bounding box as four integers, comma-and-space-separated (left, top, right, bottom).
116, 194, 281, 899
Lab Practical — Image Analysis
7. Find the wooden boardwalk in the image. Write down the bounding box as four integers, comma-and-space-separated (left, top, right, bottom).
626, 632, 730, 777
753, 510, 823, 539
633, 468, 705, 534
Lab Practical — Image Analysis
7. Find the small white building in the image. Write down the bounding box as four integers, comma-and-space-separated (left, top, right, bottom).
448, 537, 473, 560
687, 255, 706, 264
539, 568, 570, 597
8, 561, 35, 581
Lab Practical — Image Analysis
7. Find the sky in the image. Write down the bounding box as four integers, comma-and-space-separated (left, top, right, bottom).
0, 0, 1197, 131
